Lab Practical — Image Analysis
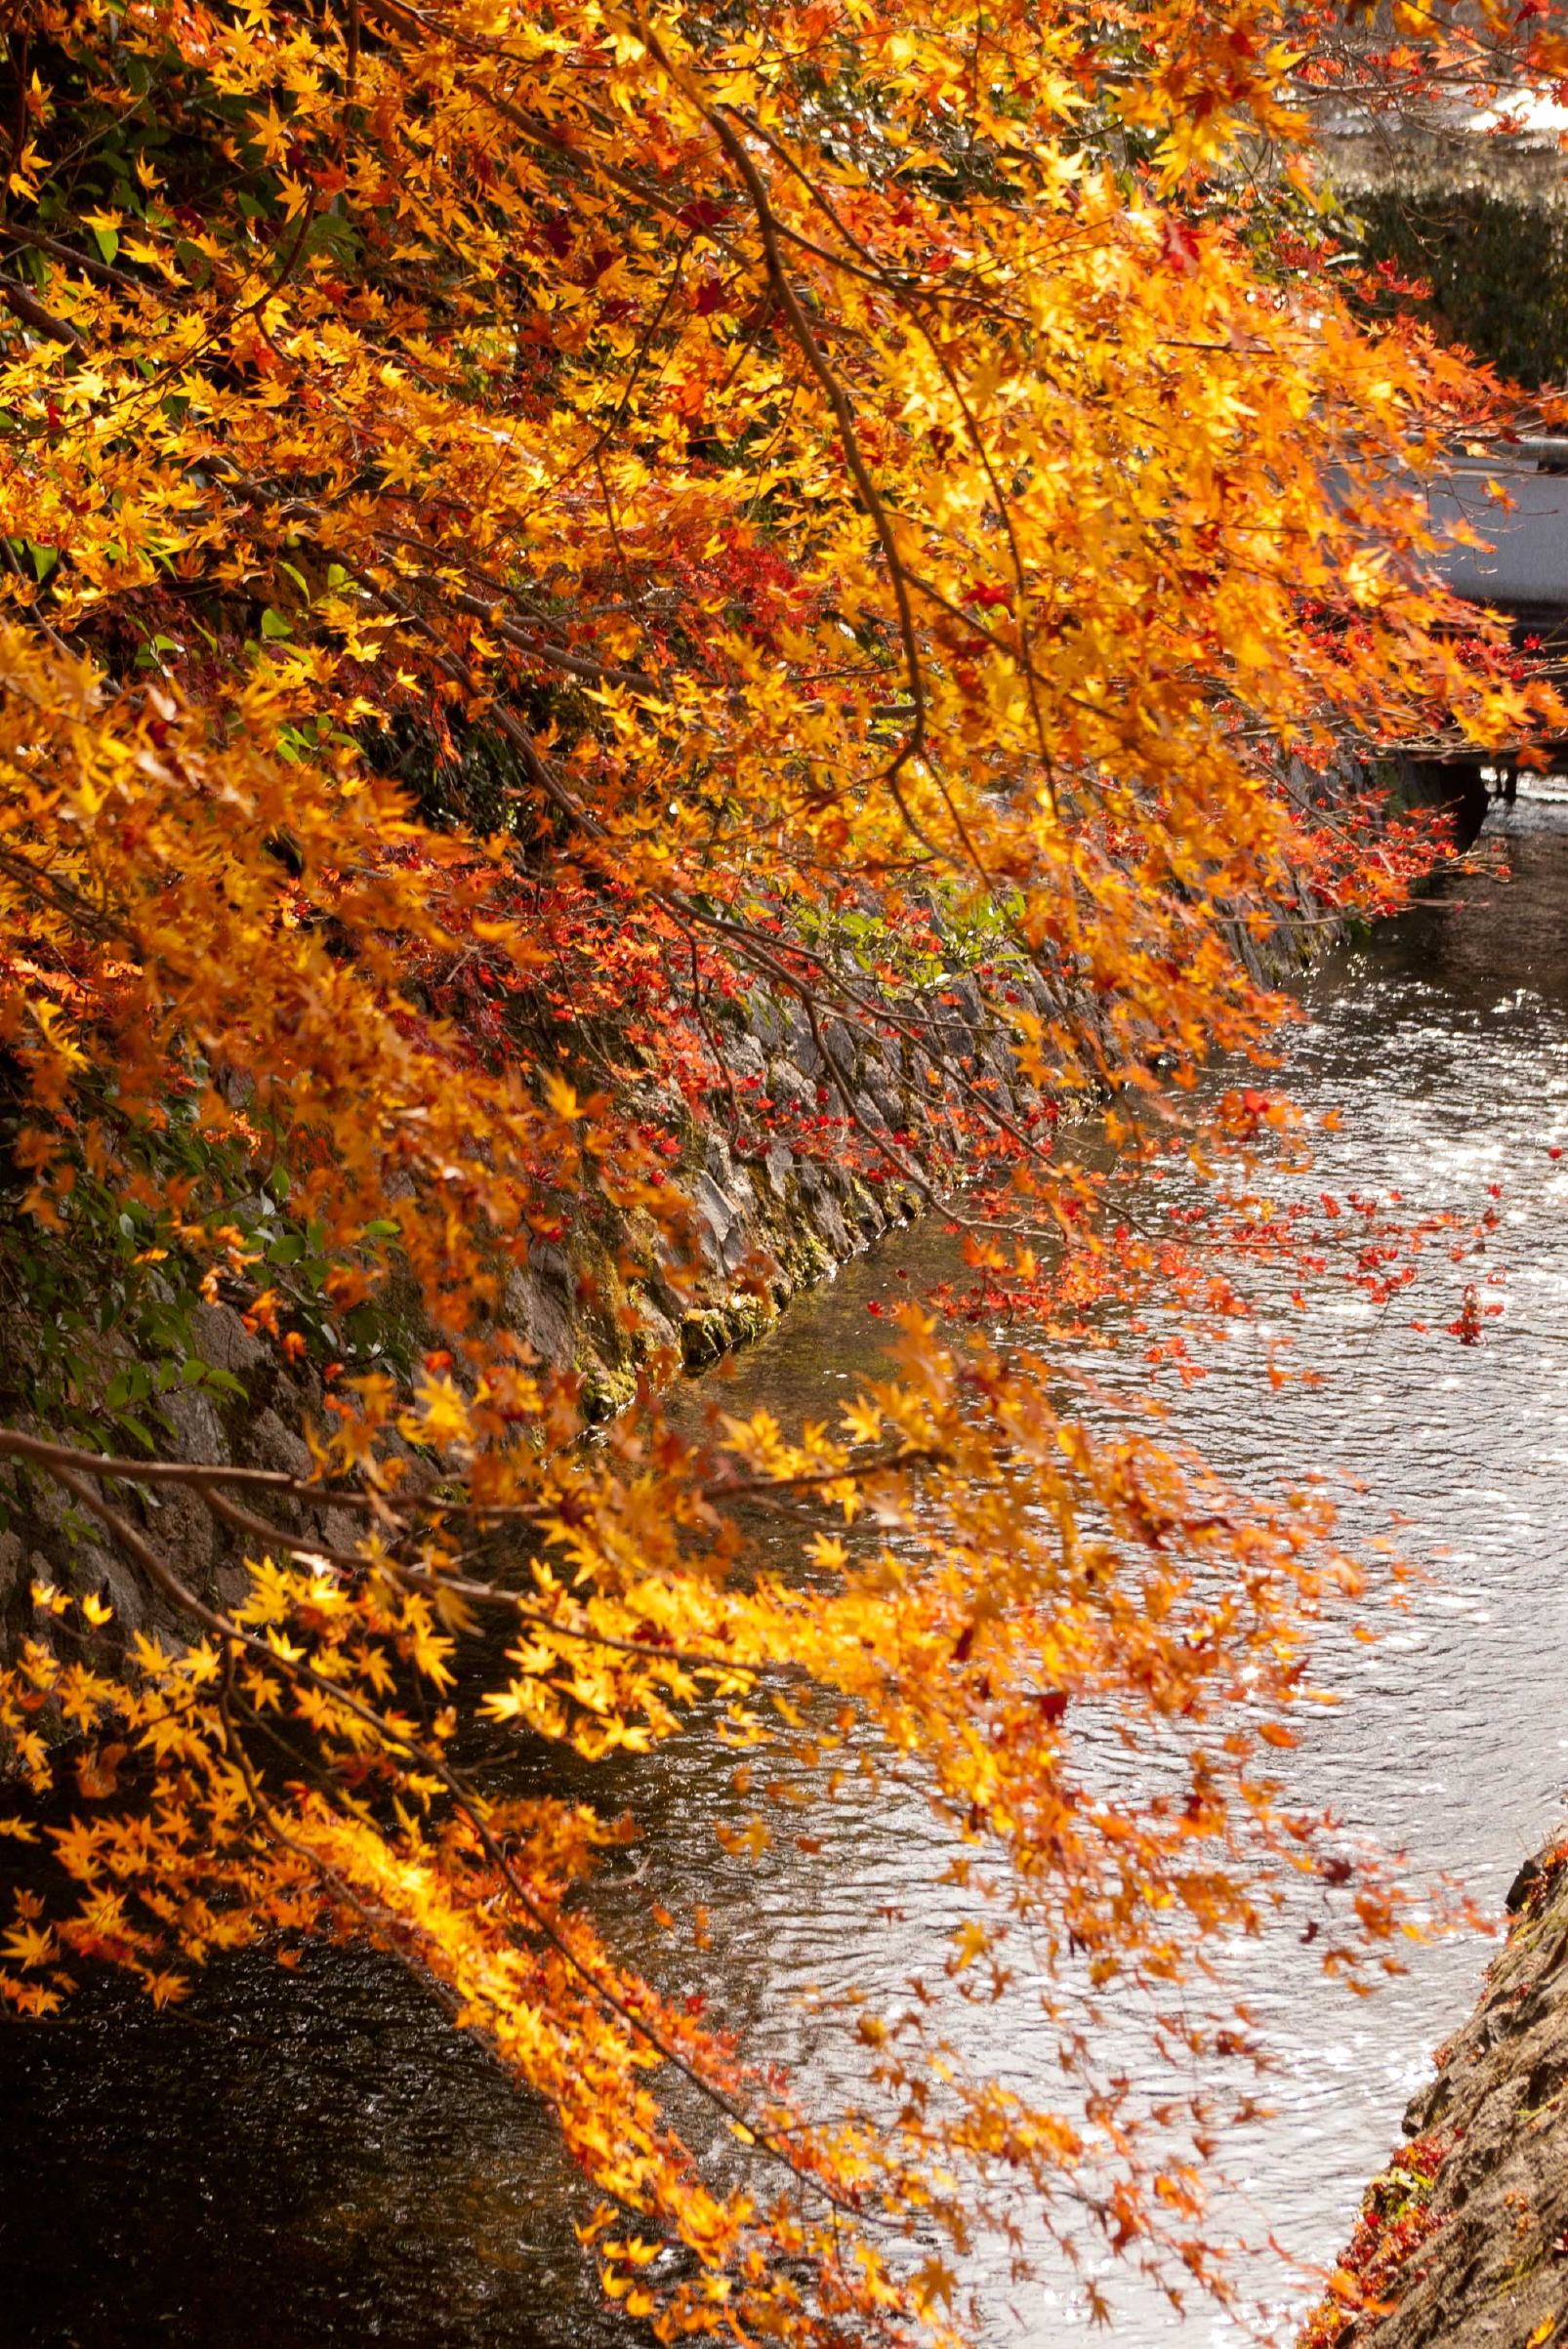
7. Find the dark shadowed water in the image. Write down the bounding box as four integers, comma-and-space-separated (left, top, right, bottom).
6, 810, 1568, 2347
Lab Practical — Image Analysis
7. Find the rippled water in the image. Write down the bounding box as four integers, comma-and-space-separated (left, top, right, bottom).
7, 816, 1568, 2347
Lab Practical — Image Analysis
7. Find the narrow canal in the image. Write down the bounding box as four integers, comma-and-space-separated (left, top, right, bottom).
7, 809, 1568, 2347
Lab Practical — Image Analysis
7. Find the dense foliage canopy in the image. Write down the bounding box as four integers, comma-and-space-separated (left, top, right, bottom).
1, 0, 1565, 2339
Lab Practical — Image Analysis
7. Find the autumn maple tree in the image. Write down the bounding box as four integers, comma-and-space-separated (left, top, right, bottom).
0, 0, 1563, 2337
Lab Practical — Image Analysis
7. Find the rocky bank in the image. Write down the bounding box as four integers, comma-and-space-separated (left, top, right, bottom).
1302, 1831, 1568, 2349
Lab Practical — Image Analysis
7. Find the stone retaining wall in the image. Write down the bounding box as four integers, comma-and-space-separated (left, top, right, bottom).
0, 952, 1070, 1663
511, 960, 1068, 1405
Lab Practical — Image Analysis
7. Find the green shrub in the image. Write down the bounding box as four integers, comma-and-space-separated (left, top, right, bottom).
1353, 183, 1568, 389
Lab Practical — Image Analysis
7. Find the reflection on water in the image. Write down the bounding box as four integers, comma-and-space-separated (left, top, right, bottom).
6, 817, 1568, 2346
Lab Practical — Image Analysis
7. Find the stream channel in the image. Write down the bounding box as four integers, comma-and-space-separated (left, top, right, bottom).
7, 809, 1568, 2347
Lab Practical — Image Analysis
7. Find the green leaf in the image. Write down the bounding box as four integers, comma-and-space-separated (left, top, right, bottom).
90, 223, 120, 265
260, 606, 292, 639
362, 1218, 400, 1240
268, 1234, 306, 1264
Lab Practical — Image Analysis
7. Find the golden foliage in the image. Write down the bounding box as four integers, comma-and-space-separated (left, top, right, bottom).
0, 0, 1559, 2336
